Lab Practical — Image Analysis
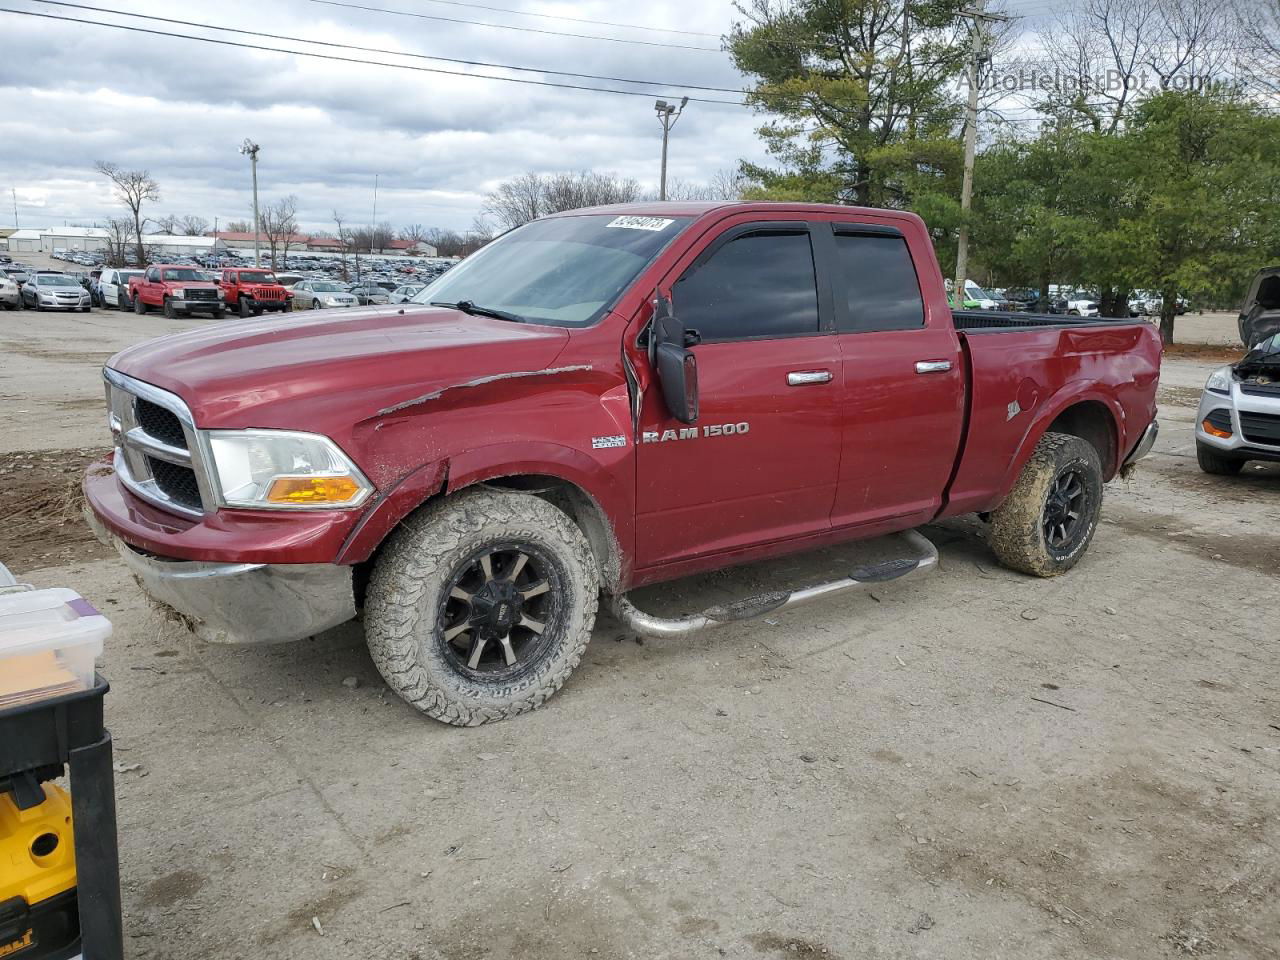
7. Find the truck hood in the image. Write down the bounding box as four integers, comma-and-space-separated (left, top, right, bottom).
108, 304, 569, 428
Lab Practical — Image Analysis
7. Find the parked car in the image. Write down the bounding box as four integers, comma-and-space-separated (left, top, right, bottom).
218, 268, 292, 317
293, 279, 358, 310
1066, 299, 1099, 317
128, 264, 224, 318
85, 202, 1161, 726
0, 275, 19, 310
1195, 332, 1280, 474
389, 283, 425, 303
99, 268, 144, 310
1237, 266, 1280, 349
21, 272, 91, 311
348, 281, 390, 305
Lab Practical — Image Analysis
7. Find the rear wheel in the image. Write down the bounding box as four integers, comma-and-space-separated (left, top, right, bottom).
365, 488, 599, 726
989, 432, 1103, 577
1196, 441, 1245, 476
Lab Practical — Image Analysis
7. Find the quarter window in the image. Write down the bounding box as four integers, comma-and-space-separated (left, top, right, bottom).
832, 232, 925, 332
674, 230, 819, 342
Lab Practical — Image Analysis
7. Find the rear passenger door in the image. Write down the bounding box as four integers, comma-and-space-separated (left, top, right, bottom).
821, 222, 965, 530
634, 221, 843, 569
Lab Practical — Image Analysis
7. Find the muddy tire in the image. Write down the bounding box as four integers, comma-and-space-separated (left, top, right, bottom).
1196, 441, 1244, 476
364, 487, 599, 725
989, 432, 1103, 577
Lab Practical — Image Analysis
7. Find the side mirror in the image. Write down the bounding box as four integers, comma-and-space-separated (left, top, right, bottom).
651, 297, 699, 424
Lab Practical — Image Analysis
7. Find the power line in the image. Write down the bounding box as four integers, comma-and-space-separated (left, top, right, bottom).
299, 0, 724, 52
31, 0, 747, 94
391, 0, 724, 39
0, 6, 746, 103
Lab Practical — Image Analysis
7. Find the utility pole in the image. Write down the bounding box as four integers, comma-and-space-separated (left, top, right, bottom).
654, 97, 688, 201
239, 139, 261, 267
953, 2, 1007, 305
11, 188, 17, 227
370, 174, 379, 256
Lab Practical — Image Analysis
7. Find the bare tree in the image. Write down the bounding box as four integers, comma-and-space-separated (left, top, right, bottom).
1035, 0, 1238, 133
224, 219, 252, 233
258, 196, 300, 270
399, 224, 430, 249
154, 213, 181, 234
103, 218, 136, 267
349, 221, 396, 254
178, 214, 210, 236
653, 170, 747, 201
333, 210, 355, 280
478, 171, 642, 231
96, 161, 160, 267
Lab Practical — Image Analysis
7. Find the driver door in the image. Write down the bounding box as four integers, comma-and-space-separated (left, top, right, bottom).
634, 220, 842, 570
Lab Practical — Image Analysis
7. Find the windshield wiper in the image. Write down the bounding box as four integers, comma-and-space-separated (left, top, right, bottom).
431, 300, 525, 323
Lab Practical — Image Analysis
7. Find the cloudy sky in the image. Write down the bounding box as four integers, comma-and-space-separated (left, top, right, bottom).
0, 0, 779, 233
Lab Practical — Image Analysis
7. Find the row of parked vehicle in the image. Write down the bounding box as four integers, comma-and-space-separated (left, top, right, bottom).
957, 279, 1189, 317
0, 258, 449, 315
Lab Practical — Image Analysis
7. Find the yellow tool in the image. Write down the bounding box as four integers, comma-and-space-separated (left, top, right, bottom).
0, 784, 77, 958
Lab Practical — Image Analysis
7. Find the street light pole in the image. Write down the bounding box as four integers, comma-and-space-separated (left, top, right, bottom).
655, 97, 688, 201
239, 139, 261, 267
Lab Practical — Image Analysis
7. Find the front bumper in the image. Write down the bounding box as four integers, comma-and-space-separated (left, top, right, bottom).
1122, 418, 1159, 467
1195, 382, 1280, 461
84, 506, 357, 644
169, 299, 221, 312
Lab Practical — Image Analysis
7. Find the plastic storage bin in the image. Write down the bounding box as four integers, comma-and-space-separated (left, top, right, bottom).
0, 590, 111, 709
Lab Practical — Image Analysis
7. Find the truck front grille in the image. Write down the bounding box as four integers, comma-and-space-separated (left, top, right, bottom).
135, 399, 186, 448
148, 458, 202, 510
1239, 411, 1280, 446
105, 369, 210, 517
257, 288, 284, 300
184, 288, 218, 302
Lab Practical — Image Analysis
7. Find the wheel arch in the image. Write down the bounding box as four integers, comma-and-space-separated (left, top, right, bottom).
997, 389, 1124, 504
339, 450, 629, 593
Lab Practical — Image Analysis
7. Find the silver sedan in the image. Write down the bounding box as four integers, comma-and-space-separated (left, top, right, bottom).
293, 279, 358, 310
22, 273, 91, 311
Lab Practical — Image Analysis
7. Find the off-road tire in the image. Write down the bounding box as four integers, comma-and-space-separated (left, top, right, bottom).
238, 297, 252, 318
1196, 441, 1244, 476
364, 487, 599, 725
989, 432, 1103, 577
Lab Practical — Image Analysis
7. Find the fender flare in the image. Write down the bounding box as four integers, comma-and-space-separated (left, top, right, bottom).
996, 383, 1126, 504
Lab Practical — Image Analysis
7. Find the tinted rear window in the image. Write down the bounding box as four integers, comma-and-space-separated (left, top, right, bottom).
832, 233, 925, 332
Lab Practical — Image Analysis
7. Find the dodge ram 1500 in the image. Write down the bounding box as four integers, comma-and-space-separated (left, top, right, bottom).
85, 202, 1161, 725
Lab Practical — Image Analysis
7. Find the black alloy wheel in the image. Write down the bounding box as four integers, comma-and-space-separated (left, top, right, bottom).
436, 543, 562, 682
1042, 467, 1090, 557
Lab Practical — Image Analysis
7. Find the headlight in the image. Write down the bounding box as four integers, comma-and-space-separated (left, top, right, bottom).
323, 296, 340, 305
171, 288, 186, 299
203, 430, 372, 509
1205, 366, 1233, 395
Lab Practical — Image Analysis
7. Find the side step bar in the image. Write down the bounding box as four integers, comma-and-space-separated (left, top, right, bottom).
611, 529, 939, 638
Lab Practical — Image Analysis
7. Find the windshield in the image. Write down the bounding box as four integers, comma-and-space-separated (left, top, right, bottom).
119, 271, 142, 281
239, 271, 276, 284
965, 282, 990, 300
312, 281, 345, 292
1245, 333, 1280, 360
37, 275, 78, 286
161, 268, 205, 281
411, 213, 692, 326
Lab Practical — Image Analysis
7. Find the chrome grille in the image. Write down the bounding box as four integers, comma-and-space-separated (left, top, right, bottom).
105, 368, 212, 517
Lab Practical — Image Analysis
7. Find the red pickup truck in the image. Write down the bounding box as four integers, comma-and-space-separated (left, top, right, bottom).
85, 202, 1160, 725
218, 267, 292, 317
128, 264, 224, 319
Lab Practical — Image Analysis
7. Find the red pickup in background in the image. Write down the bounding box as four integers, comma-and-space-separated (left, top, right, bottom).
128, 264, 224, 319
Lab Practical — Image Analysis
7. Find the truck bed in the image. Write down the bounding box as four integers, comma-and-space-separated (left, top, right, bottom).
952, 310, 1148, 332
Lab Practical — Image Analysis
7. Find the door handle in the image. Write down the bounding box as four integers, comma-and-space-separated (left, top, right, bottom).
787, 370, 833, 386
915, 360, 952, 374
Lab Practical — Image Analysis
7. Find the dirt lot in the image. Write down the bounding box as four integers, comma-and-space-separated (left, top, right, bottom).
2, 307, 1277, 959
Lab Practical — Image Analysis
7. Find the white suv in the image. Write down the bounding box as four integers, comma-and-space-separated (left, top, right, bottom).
1195, 334, 1280, 474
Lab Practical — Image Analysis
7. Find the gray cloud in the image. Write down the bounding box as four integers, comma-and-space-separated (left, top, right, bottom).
0, 0, 769, 232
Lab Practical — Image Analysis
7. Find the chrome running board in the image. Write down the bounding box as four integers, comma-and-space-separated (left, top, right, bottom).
611, 529, 939, 638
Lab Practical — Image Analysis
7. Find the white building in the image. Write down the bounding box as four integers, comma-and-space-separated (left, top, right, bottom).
141, 234, 223, 257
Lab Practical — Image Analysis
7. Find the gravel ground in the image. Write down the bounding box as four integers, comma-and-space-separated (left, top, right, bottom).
3, 308, 1277, 960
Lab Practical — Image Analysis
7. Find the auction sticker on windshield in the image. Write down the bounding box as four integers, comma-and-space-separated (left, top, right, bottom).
606, 216, 675, 231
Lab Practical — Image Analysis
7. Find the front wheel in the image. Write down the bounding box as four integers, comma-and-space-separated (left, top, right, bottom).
238, 297, 252, 318
364, 488, 599, 726
1196, 441, 1245, 476
134, 296, 146, 315
163, 298, 176, 319
989, 432, 1103, 577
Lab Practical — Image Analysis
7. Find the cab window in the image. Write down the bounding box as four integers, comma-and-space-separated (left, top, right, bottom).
673, 229, 820, 342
